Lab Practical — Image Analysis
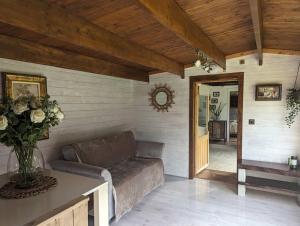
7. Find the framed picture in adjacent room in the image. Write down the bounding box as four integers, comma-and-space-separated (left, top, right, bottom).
213, 92, 220, 97
2, 72, 49, 139
255, 84, 282, 101
210, 105, 216, 111
211, 98, 218, 104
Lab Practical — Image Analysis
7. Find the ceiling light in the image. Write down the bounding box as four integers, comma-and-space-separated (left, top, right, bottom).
194, 59, 201, 68
194, 49, 215, 73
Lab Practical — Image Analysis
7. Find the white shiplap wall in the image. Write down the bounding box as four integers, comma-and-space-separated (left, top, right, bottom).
0, 58, 136, 174
133, 53, 300, 178
0, 54, 299, 178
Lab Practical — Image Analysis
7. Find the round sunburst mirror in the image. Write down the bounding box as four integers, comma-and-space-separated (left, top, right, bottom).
149, 84, 175, 112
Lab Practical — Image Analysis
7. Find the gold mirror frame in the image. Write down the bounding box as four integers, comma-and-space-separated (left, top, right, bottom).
2, 72, 49, 140
149, 84, 175, 112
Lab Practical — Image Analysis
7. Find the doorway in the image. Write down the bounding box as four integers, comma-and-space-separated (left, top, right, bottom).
189, 73, 244, 181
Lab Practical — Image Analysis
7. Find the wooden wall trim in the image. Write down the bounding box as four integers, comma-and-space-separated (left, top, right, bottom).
226, 50, 258, 59
225, 49, 300, 60
0, 34, 149, 82
263, 48, 300, 56
189, 72, 244, 179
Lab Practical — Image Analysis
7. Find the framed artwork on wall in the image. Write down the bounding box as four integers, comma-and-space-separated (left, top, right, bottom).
2, 72, 49, 139
211, 98, 218, 104
255, 84, 282, 101
210, 104, 216, 111
213, 92, 220, 97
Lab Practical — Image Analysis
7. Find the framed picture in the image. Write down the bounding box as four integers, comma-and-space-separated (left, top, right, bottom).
211, 98, 218, 104
2, 72, 49, 139
255, 84, 282, 101
210, 105, 216, 111
213, 92, 220, 97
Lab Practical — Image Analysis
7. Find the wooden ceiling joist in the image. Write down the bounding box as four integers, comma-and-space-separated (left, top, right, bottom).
136, 0, 226, 70
0, 34, 149, 82
0, 0, 184, 77
249, 0, 263, 65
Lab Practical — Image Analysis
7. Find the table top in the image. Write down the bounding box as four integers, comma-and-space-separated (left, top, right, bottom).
0, 170, 105, 226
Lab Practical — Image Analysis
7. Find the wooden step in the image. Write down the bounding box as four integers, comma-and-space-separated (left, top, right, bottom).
239, 176, 300, 196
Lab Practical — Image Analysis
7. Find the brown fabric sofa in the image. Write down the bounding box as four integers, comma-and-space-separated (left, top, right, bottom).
50, 131, 164, 221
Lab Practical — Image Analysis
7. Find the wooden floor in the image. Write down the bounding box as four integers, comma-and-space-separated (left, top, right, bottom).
111, 176, 300, 226
196, 169, 237, 184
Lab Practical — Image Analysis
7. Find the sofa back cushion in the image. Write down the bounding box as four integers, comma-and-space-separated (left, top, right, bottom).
74, 138, 116, 167
104, 131, 137, 163
61, 131, 137, 167
62, 145, 81, 162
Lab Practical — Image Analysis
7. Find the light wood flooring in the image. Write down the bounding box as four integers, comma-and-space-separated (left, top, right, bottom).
111, 176, 300, 226
207, 143, 237, 173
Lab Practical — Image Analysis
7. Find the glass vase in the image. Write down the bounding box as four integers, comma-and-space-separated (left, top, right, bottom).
7, 145, 45, 189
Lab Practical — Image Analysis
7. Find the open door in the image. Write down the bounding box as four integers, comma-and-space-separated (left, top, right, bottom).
194, 83, 210, 174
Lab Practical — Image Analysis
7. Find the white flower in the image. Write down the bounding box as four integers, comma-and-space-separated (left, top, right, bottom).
30, 109, 45, 123
51, 105, 59, 114
13, 101, 29, 115
0, 115, 8, 130
56, 111, 64, 121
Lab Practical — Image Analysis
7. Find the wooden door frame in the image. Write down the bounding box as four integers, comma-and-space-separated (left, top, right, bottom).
189, 72, 244, 179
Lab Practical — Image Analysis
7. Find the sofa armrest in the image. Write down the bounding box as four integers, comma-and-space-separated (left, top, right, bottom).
50, 160, 115, 220
50, 160, 111, 182
135, 140, 164, 159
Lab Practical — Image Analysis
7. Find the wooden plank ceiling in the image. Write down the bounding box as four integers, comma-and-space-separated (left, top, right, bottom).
0, 0, 299, 81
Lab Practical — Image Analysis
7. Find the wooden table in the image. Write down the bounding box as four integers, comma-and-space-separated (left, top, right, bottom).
0, 170, 109, 226
237, 159, 300, 205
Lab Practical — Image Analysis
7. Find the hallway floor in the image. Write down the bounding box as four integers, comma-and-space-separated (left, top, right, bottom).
207, 143, 237, 172
110, 176, 300, 226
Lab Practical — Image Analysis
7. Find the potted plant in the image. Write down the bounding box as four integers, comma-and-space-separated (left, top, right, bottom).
285, 89, 300, 128
0, 95, 64, 189
285, 63, 300, 128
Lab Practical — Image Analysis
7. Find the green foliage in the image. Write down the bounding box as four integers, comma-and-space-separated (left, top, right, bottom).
210, 102, 226, 120
0, 95, 63, 147
285, 89, 300, 128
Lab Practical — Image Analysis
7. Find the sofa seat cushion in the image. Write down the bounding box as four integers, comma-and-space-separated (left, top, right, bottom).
108, 158, 164, 220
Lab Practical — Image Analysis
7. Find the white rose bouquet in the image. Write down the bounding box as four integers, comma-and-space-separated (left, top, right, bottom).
0, 95, 64, 188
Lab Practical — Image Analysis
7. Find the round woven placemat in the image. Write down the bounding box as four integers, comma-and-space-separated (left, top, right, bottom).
0, 175, 57, 199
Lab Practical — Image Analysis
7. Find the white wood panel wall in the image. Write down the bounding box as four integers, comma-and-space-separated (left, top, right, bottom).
0, 58, 135, 174
0, 54, 299, 178
133, 54, 300, 177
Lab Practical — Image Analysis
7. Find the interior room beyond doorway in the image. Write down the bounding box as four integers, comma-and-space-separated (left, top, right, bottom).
194, 78, 241, 183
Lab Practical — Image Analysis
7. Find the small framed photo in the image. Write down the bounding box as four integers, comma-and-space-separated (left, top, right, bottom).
211, 98, 218, 104
255, 84, 282, 101
210, 105, 216, 111
213, 92, 220, 97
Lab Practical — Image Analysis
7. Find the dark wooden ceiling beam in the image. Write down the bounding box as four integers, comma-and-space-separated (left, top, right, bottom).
249, 0, 263, 65
135, 0, 226, 70
0, 0, 184, 77
0, 34, 149, 82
